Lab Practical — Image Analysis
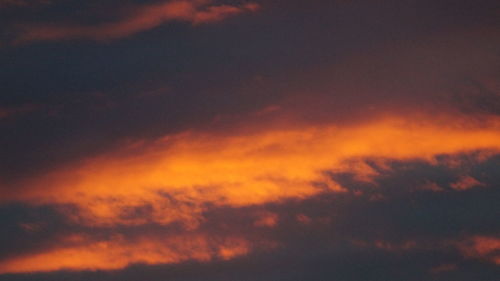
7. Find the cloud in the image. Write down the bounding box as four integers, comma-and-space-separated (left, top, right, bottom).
1, 113, 500, 273
1, 153, 499, 277
1, 0, 499, 278
450, 175, 484, 191
3, 114, 500, 225
457, 236, 500, 265
12, 0, 259, 43
0, 233, 251, 273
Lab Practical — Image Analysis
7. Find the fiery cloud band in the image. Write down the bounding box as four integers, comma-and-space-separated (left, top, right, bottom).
1, 113, 500, 273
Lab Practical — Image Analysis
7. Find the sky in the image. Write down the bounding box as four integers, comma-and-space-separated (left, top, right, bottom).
0, 0, 499, 280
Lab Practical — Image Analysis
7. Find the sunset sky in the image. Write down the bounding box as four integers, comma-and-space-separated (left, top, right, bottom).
1, 1, 499, 280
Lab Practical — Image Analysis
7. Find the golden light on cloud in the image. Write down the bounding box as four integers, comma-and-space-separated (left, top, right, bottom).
1, 114, 500, 273
5, 115, 500, 225
0, 234, 251, 274
2, 0, 499, 278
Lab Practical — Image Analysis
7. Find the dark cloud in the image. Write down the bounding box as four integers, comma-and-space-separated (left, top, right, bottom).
0, 203, 76, 261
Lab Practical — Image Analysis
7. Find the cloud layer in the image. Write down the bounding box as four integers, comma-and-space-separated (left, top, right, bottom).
1, 0, 499, 280
1, 152, 499, 279
1, 113, 500, 273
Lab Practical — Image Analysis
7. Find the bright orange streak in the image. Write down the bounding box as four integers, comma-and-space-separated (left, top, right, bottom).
1, 114, 500, 273
0, 234, 250, 274
4, 115, 500, 226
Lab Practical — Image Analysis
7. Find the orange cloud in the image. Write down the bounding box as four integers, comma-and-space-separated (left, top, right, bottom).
419, 181, 445, 192
296, 214, 312, 224
1, 113, 500, 273
4, 114, 500, 225
450, 175, 484, 191
14, 0, 259, 43
0, 233, 251, 274
457, 236, 500, 264
253, 211, 279, 227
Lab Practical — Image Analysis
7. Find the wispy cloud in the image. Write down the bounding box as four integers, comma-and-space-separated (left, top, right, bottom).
457, 236, 500, 265
0, 233, 252, 273
450, 175, 484, 191
12, 0, 259, 43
